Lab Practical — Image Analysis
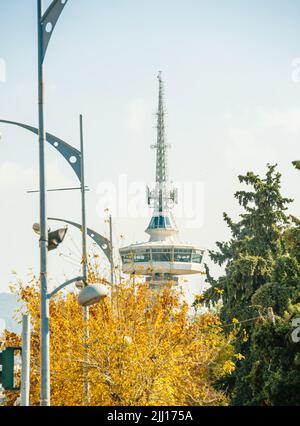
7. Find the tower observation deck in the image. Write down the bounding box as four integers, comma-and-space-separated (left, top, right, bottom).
119, 73, 204, 289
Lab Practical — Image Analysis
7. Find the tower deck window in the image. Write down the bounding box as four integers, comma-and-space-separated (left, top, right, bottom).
174, 248, 192, 262
152, 251, 172, 262
191, 250, 204, 264
121, 253, 133, 264
134, 253, 150, 263
149, 215, 173, 229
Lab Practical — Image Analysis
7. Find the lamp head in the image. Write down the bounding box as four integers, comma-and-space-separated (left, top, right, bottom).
78, 284, 108, 307
47, 227, 68, 251
32, 223, 40, 235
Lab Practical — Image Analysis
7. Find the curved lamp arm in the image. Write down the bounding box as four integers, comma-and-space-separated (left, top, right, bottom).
41, 0, 69, 62
48, 217, 112, 262
0, 119, 81, 180
47, 275, 83, 299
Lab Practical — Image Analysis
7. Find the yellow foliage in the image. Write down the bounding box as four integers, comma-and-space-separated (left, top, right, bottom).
194, 294, 205, 302
222, 360, 236, 375
242, 329, 249, 342
1, 271, 237, 406
234, 353, 245, 361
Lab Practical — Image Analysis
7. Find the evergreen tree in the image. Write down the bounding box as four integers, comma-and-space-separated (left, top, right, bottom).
201, 164, 300, 405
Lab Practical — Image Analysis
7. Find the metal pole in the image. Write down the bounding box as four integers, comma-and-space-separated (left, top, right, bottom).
83, 309, 89, 405
80, 115, 90, 404
37, 0, 50, 407
80, 115, 88, 285
21, 315, 31, 406
109, 214, 114, 286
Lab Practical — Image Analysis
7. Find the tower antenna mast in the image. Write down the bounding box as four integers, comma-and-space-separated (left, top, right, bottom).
120, 73, 204, 290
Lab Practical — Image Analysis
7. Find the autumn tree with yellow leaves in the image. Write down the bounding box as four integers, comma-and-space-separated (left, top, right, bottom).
1, 271, 238, 406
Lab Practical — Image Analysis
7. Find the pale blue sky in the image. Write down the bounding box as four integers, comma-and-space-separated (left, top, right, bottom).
1, 0, 300, 304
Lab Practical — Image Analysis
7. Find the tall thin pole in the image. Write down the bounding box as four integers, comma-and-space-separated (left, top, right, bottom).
21, 315, 31, 406
80, 115, 88, 284
109, 214, 114, 286
37, 0, 50, 407
80, 115, 90, 404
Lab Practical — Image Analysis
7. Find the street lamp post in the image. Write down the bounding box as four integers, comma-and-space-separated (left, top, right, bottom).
1, 1, 114, 405
36, 0, 69, 406
0, 114, 114, 404
79, 115, 90, 403
37, 0, 49, 406
109, 214, 115, 286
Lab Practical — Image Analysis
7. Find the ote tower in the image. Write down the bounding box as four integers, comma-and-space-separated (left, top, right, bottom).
120, 73, 204, 289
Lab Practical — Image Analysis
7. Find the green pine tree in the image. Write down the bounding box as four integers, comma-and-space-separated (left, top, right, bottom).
200, 164, 300, 405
